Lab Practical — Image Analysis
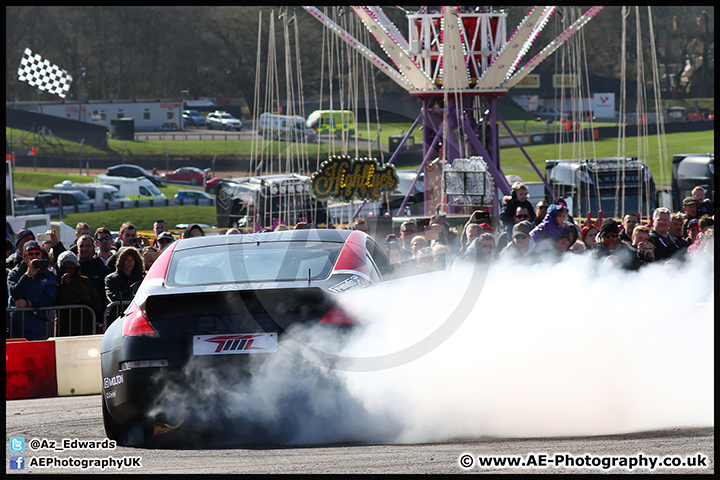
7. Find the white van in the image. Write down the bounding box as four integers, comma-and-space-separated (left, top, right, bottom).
95, 174, 167, 200
53, 180, 134, 205
258, 113, 317, 141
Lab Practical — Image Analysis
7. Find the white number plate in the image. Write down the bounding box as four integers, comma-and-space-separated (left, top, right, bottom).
193, 333, 278, 355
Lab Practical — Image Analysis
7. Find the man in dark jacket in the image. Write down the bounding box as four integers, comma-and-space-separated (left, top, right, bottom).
590, 218, 638, 269
55, 251, 105, 336
8, 243, 58, 340
648, 207, 683, 261
6, 229, 35, 270
76, 234, 111, 309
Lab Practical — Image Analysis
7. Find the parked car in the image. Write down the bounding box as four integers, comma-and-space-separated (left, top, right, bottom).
13, 197, 42, 214
204, 177, 235, 195
106, 164, 163, 187
174, 190, 214, 201
100, 229, 396, 445
162, 167, 209, 186
182, 110, 206, 127
34, 189, 94, 209
206, 111, 243, 131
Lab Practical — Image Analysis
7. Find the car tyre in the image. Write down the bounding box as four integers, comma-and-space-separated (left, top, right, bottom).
102, 396, 149, 446
190, 178, 198, 186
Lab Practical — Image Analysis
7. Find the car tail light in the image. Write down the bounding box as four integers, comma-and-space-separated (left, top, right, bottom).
332, 230, 370, 277
318, 304, 355, 325
122, 303, 156, 336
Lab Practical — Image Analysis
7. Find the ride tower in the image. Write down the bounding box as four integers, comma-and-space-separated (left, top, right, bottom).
304, 6, 603, 219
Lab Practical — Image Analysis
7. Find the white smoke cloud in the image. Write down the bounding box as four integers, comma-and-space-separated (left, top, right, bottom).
336, 251, 714, 442
147, 249, 713, 446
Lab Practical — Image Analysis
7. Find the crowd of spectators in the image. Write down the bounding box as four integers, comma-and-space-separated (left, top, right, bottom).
6, 183, 714, 341
5, 219, 192, 340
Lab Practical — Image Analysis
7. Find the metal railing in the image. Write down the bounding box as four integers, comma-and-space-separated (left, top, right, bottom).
6, 304, 96, 338
14, 197, 214, 216
6, 301, 137, 340
102, 300, 132, 332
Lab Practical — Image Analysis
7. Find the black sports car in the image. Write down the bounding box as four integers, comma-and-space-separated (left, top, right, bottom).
101, 229, 396, 445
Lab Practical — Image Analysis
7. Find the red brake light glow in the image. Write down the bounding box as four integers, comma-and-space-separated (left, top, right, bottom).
332, 230, 370, 277
318, 304, 355, 325
122, 304, 156, 336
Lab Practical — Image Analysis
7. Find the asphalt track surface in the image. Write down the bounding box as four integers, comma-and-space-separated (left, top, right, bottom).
6, 395, 713, 474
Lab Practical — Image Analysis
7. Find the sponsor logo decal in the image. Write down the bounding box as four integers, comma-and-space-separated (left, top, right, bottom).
103, 374, 124, 389
193, 333, 277, 355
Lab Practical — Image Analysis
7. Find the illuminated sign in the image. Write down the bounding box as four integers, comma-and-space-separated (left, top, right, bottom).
310, 155, 399, 202
552, 74, 578, 88
514, 74, 540, 88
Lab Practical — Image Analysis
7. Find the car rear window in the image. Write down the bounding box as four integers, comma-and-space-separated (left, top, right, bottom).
166, 241, 342, 286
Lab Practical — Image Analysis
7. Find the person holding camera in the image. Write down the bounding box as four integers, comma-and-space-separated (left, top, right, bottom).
628, 225, 656, 270
8, 243, 58, 340
54, 251, 105, 336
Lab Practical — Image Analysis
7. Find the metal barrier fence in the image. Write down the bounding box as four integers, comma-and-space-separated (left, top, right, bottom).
102, 300, 132, 331
6, 301, 132, 339
6, 304, 96, 338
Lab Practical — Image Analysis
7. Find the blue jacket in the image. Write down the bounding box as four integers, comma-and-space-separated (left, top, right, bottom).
8, 266, 58, 340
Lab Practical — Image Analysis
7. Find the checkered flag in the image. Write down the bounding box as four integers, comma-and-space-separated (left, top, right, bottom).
17, 47, 73, 98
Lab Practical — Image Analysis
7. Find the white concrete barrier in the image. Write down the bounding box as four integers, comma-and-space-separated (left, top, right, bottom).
51, 335, 103, 396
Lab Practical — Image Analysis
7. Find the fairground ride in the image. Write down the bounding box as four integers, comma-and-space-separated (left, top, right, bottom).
303, 6, 605, 220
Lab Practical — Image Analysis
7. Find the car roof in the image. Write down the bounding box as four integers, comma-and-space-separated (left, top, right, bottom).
172, 229, 356, 252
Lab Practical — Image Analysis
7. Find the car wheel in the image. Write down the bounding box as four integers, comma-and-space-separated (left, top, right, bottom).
190, 178, 198, 185
102, 396, 149, 446
207, 187, 216, 195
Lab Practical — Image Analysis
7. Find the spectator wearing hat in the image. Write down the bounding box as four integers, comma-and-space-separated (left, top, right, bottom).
692, 186, 714, 218
591, 218, 636, 267
156, 231, 176, 250
8, 243, 57, 340
685, 218, 700, 245
648, 207, 683, 261
54, 251, 104, 336
554, 223, 579, 256
529, 204, 568, 245
6, 229, 36, 270
498, 221, 540, 262
681, 197, 700, 238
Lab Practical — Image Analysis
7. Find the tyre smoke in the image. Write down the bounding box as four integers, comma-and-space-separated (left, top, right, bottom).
149, 249, 713, 446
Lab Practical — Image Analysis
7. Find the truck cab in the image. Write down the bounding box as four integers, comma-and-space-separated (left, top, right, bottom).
216, 174, 327, 228
545, 157, 656, 218
671, 153, 714, 211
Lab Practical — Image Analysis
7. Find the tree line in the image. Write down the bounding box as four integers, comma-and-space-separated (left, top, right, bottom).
6, 6, 713, 112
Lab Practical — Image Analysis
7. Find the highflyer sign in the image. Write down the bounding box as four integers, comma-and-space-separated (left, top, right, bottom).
310, 155, 399, 202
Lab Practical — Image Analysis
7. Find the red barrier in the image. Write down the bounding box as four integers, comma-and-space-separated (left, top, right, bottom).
6, 339, 58, 400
